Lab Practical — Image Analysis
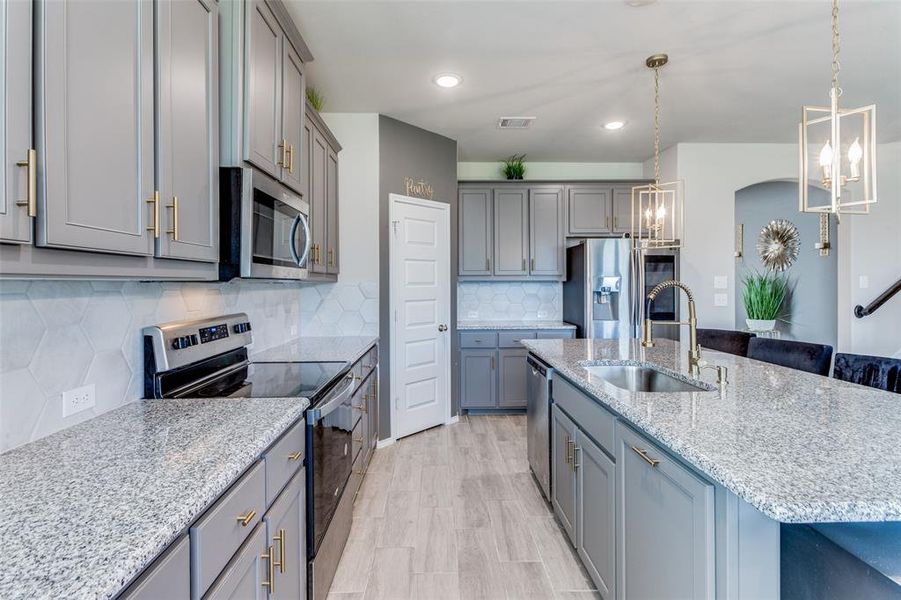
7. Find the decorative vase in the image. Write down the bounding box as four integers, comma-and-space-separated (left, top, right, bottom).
746, 318, 776, 331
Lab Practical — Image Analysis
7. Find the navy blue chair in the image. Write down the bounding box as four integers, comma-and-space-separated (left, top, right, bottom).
697, 328, 756, 357
833, 352, 901, 394
746, 338, 833, 376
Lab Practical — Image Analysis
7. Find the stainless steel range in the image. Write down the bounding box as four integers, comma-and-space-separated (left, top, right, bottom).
143, 313, 361, 599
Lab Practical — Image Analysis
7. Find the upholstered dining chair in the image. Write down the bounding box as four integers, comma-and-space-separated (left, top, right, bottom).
833, 352, 901, 394
697, 328, 756, 357
746, 338, 833, 376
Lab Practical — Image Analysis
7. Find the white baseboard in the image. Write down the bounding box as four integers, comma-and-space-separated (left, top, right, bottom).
445, 415, 460, 425
376, 437, 396, 449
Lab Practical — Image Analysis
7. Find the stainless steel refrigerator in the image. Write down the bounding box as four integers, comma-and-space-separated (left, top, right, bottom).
562, 239, 680, 340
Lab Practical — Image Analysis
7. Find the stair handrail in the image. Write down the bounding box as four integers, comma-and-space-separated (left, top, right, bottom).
854, 277, 901, 318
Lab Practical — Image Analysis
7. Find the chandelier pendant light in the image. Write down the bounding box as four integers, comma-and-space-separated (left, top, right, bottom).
799, 0, 877, 215
632, 54, 684, 250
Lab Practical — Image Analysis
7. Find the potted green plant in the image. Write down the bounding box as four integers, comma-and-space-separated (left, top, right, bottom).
741, 270, 788, 331
306, 86, 325, 112
502, 154, 526, 180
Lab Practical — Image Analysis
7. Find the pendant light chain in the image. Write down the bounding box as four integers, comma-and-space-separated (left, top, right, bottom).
831, 0, 841, 94
653, 65, 661, 185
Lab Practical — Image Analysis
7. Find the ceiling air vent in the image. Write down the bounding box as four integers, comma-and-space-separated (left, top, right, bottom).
497, 116, 535, 129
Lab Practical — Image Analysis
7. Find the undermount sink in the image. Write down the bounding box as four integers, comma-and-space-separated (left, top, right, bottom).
583, 364, 712, 393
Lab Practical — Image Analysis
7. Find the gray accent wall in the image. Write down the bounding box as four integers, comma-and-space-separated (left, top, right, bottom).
378, 115, 458, 440
734, 181, 837, 347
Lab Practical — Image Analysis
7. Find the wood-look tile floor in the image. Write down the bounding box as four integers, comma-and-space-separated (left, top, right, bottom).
327, 415, 600, 600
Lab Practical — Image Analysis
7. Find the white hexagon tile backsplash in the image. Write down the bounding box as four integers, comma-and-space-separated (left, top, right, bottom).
458, 282, 562, 321
0, 279, 377, 453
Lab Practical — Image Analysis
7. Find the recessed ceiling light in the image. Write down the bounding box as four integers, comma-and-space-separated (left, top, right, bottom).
603, 121, 626, 130
433, 73, 462, 88
624, 0, 657, 6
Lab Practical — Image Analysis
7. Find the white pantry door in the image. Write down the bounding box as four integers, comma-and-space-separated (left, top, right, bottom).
390, 194, 451, 440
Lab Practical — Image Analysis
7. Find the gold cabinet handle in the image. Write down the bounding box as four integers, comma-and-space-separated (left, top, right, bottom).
288, 451, 302, 461
272, 529, 286, 573
278, 139, 287, 168
261, 545, 276, 592
531, 257, 536, 271
353, 403, 367, 414
166, 196, 179, 241
353, 436, 363, 443
236, 509, 256, 527
564, 435, 572, 465
328, 248, 335, 266
16, 149, 36, 217
490, 355, 495, 370
573, 445, 582, 470
146, 190, 160, 238
613, 216, 618, 229
631, 445, 660, 468
288, 144, 295, 173
522, 258, 526, 271
485, 257, 490, 271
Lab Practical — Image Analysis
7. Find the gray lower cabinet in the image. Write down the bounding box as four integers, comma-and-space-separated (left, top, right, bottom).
37, 0, 155, 255
156, 0, 219, 263
615, 423, 715, 600
567, 186, 611, 236
0, 0, 33, 244
205, 524, 268, 600
458, 188, 492, 276
460, 349, 496, 409
264, 472, 305, 600
576, 431, 616, 599
120, 535, 190, 600
551, 404, 578, 542
493, 188, 529, 276
528, 187, 564, 276
498, 348, 529, 408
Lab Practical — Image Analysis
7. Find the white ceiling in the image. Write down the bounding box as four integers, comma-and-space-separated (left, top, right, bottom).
286, 1, 901, 162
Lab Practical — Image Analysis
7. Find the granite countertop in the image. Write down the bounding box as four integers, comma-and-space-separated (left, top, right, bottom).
457, 320, 576, 331
252, 335, 378, 364
521, 337, 901, 524
0, 397, 308, 600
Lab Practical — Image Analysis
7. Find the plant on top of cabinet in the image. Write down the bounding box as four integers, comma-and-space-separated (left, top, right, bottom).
306, 86, 325, 112
502, 154, 527, 180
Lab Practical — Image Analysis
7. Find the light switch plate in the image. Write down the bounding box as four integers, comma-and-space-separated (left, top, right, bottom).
62, 384, 95, 418
714, 276, 728, 290
714, 293, 728, 307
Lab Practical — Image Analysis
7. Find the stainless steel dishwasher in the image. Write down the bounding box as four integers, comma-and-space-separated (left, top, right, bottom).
526, 354, 552, 500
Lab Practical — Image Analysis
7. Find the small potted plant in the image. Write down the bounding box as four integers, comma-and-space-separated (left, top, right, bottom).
741, 270, 788, 331
502, 154, 526, 180
306, 86, 325, 112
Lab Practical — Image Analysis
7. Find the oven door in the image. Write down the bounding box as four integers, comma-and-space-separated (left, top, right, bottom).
240, 168, 311, 279
306, 373, 356, 556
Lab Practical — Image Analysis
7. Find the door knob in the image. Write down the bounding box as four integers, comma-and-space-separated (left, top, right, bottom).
438, 324, 448, 332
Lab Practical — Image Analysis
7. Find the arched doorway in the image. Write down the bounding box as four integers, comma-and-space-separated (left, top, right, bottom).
734, 181, 837, 347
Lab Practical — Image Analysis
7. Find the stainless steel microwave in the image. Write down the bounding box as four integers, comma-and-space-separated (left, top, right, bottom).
219, 167, 311, 281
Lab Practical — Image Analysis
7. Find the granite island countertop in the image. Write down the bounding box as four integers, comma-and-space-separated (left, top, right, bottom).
521, 337, 901, 524
252, 335, 378, 364
457, 320, 576, 331
0, 396, 308, 600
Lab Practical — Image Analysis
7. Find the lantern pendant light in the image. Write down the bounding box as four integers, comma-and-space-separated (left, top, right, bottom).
799, 0, 877, 215
632, 54, 684, 250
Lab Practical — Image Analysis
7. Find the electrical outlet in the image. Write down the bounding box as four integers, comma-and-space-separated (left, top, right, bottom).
62, 384, 95, 418
714, 276, 728, 290
714, 293, 729, 307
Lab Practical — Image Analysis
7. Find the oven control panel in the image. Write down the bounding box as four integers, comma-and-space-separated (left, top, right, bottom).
143, 313, 254, 372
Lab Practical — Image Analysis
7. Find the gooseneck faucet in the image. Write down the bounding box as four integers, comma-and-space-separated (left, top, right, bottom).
641, 280, 728, 385
641, 280, 701, 373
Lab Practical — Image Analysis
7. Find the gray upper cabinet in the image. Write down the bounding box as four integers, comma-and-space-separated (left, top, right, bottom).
156, 0, 219, 262
611, 185, 634, 235
280, 43, 305, 194
120, 535, 190, 600
458, 188, 492, 276
576, 431, 616, 599
567, 186, 610, 235
0, 0, 33, 244
616, 423, 715, 600
309, 125, 327, 274
326, 148, 339, 274
552, 404, 578, 544
37, 0, 154, 256
529, 187, 564, 276
244, 0, 283, 178
493, 189, 529, 276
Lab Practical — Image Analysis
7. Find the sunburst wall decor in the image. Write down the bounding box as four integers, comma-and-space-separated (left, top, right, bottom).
757, 219, 800, 271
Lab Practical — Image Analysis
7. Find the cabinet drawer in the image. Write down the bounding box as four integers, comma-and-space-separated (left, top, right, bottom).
203, 522, 266, 600
120, 535, 190, 600
191, 460, 265, 598
460, 331, 498, 348
264, 419, 305, 507
536, 329, 575, 340
498, 331, 536, 348
553, 377, 615, 456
